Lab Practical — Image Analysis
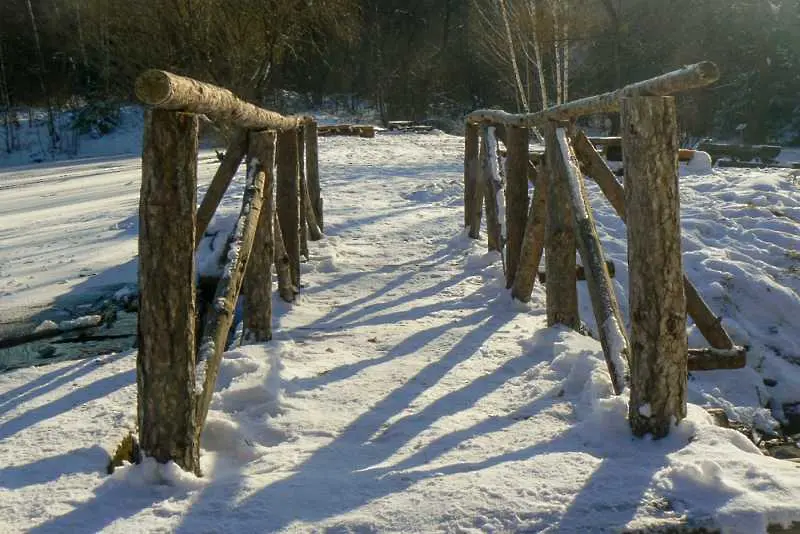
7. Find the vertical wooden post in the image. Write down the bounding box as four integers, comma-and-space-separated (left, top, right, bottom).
277, 129, 300, 288
466, 123, 482, 238
137, 109, 200, 475
511, 164, 547, 302
544, 121, 579, 328
304, 121, 323, 230
242, 130, 277, 342
297, 127, 309, 259
622, 96, 688, 438
505, 125, 529, 287
481, 125, 502, 252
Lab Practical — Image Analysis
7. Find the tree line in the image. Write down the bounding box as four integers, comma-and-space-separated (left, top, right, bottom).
1, 0, 798, 147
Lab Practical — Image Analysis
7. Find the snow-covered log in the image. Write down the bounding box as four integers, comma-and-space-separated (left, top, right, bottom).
623, 97, 688, 438
687, 346, 746, 371
481, 126, 502, 252
464, 122, 482, 237
138, 109, 200, 475
242, 131, 277, 343
556, 127, 629, 395
467, 62, 719, 127
135, 69, 304, 131
195, 129, 247, 247
572, 130, 735, 350
504, 125, 530, 288
195, 153, 268, 437
544, 122, 579, 329
510, 164, 547, 302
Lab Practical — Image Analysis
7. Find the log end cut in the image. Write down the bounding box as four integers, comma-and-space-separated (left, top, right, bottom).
135, 69, 175, 107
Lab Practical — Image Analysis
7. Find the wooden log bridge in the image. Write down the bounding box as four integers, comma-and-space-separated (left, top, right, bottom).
462, 61, 748, 439
134, 71, 324, 475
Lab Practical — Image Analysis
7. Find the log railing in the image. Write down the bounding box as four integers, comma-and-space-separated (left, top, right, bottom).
463, 61, 745, 439
135, 71, 323, 474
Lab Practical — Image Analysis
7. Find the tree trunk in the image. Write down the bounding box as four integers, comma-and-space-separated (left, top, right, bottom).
195, 129, 248, 247
465, 122, 481, 237
544, 121, 578, 328
504, 126, 530, 287
481, 126, 503, 252
555, 127, 628, 394
572, 129, 734, 350
242, 131, 277, 343
137, 110, 200, 475
511, 165, 547, 302
195, 149, 268, 437
304, 122, 323, 230
276, 129, 301, 288
623, 96, 687, 439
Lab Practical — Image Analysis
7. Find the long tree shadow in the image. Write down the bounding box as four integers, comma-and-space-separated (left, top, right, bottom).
175, 306, 516, 532
0, 445, 108, 489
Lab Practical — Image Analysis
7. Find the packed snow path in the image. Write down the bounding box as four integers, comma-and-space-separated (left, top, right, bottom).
1, 133, 800, 533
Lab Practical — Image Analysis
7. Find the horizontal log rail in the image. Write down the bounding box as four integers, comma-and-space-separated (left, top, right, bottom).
135, 69, 311, 131
467, 62, 719, 127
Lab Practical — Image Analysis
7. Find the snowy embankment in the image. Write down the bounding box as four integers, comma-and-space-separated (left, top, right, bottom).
0, 132, 799, 533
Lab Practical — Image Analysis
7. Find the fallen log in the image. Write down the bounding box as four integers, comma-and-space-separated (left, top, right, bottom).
0, 315, 104, 349
687, 346, 747, 371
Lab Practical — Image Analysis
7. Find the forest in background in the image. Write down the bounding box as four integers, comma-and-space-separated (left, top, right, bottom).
0, 0, 798, 154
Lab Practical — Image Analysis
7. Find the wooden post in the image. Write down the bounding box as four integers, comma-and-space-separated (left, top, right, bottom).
481, 126, 502, 252
572, 130, 734, 350
511, 165, 547, 302
555, 128, 629, 394
277, 129, 300, 288
297, 127, 309, 259
505, 125, 530, 288
273, 212, 296, 302
195, 150, 269, 437
464, 122, 479, 231
137, 109, 200, 475
242, 131, 277, 343
544, 121, 579, 328
304, 121, 323, 230
622, 96, 688, 438
195, 129, 247, 247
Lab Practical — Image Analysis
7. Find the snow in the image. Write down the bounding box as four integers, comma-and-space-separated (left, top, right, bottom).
1, 122, 800, 533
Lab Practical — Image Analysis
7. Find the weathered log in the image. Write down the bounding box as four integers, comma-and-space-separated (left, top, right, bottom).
318, 124, 375, 137
544, 122, 579, 328
467, 62, 719, 127
0, 314, 104, 349
273, 211, 296, 302
465, 122, 481, 236
276, 129, 301, 287
481, 126, 503, 252
135, 70, 301, 130
687, 346, 746, 371
297, 127, 309, 259
304, 122, 323, 230
572, 130, 735, 350
537, 261, 616, 283
302, 171, 323, 241
242, 131, 277, 343
556, 127, 629, 394
195, 129, 247, 247
511, 165, 548, 302
623, 96, 687, 439
195, 150, 268, 436
138, 109, 200, 475
505, 126, 530, 288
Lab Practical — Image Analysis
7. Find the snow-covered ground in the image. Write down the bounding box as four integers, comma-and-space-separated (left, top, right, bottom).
1, 124, 800, 533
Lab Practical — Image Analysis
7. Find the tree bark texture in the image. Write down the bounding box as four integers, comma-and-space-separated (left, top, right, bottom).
505, 126, 530, 288
465, 122, 481, 237
555, 128, 629, 394
544, 122, 579, 329
304, 121, 323, 230
195, 154, 268, 436
273, 212, 296, 302
511, 165, 547, 302
137, 109, 200, 475
297, 127, 309, 259
195, 129, 247, 247
622, 96, 688, 438
572, 129, 734, 350
135, 69, 302, 131
481, 126, 502, 252
466, 62, 719, 127
277, 129, 301, 288
242, 131, 277, 343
